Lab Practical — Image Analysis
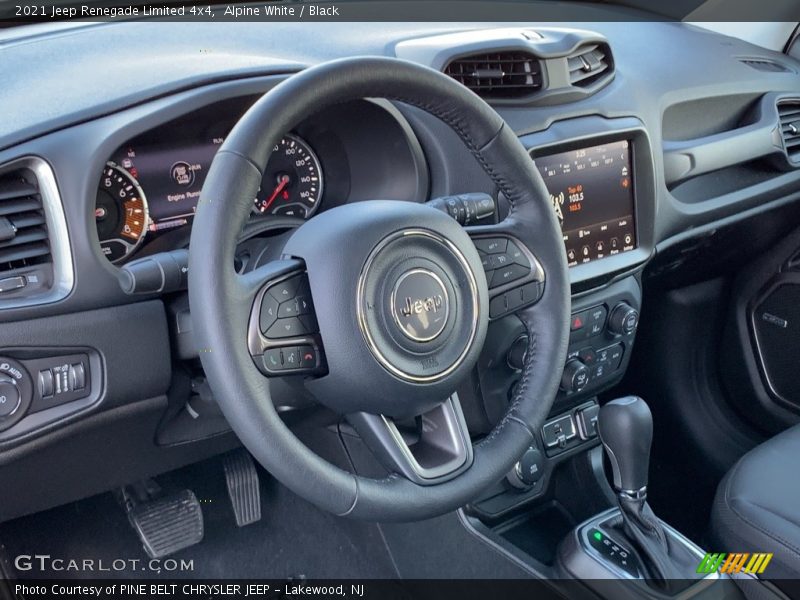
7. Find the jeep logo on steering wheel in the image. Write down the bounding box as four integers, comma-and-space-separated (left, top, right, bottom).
391, 269, 449, 343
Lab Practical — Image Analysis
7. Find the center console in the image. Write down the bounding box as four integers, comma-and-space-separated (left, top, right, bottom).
474, 125, 646, 519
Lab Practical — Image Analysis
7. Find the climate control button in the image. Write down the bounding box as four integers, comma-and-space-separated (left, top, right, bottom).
561, 359, 590, 393
608, 302, 639, 336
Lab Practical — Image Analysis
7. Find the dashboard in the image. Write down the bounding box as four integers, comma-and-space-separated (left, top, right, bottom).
0, 19, 799, 521
94, 97, 429, 264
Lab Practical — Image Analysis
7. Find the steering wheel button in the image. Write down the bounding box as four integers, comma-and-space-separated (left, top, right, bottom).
474, 237, 507, 255
263, 348, 283, 372
299, 314, 318, 333
507, 241, 531, 268
490, 263, 528, 287
266, 317, 305, 339
259, 294, 280, 332
283, 347, 300, 368
298, 346, 317, 368
296, 296, 311, 315
268, 277, 300, 303
489, 294, 507, 318
520, 281, 543, 304
506, 287, 524, 311
278, 298, 300, 318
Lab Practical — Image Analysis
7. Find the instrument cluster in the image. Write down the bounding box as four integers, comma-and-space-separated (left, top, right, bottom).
95, 96, 427, 264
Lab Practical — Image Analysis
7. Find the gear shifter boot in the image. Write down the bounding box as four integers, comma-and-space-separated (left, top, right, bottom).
616, 497, 702, 591
598, 397, 706, 591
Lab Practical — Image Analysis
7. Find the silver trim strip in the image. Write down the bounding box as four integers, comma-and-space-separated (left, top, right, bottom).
0, 157, 74, 309
379, 394, 471, 481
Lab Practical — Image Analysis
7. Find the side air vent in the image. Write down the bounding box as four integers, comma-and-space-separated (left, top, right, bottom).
0, 170, 51, 271
740, 58, 791, 73
443, 52, 543, 100
0, 158, 73, 307
567, 43, 613, 87
778, 100, 800, 164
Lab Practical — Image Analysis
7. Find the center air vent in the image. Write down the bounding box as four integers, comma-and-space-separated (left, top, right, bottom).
0, 158, 73, 307
443, 52, 543, 100
567, 43, 613, 87
778, 100, 800, 164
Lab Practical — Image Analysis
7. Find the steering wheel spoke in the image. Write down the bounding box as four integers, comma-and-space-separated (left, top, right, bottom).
465, 223, 546, 320
347, 394, 473, 485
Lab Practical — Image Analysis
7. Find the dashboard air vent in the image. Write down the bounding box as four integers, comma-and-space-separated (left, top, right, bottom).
443, 52, 543, 100
0, 158, 72, 308
567, 43, 613, 87
0, 169, 51, 272
740, 58, 790, 73
778, 100, 800, 164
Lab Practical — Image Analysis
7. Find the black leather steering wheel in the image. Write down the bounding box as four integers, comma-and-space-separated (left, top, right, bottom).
189, 57, 570, 522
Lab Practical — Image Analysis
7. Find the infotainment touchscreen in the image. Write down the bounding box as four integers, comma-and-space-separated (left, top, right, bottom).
535, 140, 636, 267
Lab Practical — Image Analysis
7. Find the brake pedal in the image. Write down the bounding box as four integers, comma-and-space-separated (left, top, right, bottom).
122, 484, 204, 559
223, 450, 262, 527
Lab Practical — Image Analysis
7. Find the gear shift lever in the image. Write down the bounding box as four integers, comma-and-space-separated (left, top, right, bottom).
597, 397, 694, 589
598, 396, 652, 498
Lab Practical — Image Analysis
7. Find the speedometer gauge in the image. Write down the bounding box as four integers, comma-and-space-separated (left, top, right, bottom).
95, 162, 149, 264
253, 134, 323, 218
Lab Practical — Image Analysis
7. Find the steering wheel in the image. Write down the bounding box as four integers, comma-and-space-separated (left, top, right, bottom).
189, 57, 570, 522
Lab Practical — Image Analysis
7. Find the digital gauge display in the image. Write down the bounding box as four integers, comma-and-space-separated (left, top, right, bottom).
535, 140, 636, 267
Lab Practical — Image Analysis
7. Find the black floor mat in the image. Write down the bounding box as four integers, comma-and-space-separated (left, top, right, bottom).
0, 453, 398, 580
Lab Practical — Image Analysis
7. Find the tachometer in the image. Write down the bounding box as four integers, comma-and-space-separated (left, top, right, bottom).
95, 162, 150, 263
253, 134, 323, 218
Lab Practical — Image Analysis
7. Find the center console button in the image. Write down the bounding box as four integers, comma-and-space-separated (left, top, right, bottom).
578, 347, 597, 366
578, 404, 600, 439
587, 305, 608, 337
513, 446, 544, 487
608, 302, 639, 336
561, 359, 590, 393
607, 343, 625, 370
542, 414, 577, 448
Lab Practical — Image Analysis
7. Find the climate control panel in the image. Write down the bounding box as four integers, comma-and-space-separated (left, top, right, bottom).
560, 300, 638, 397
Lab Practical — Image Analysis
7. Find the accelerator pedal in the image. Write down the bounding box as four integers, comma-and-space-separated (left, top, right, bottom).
121, 482, 204, 559
223, 450, 262, 527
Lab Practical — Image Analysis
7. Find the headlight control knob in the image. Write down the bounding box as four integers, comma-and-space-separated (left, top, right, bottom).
0, 375, 20, 419
608, 302, 639, 336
